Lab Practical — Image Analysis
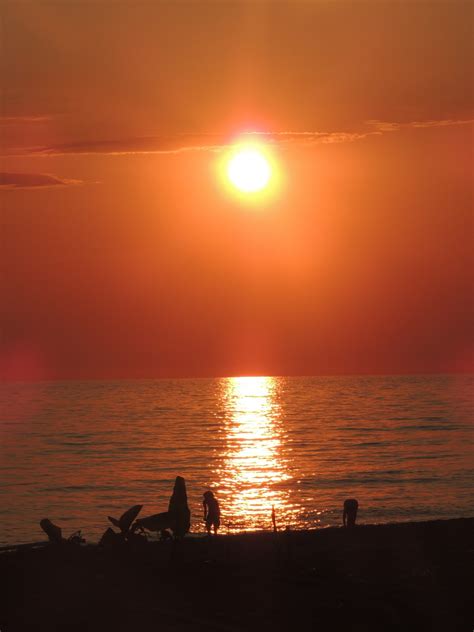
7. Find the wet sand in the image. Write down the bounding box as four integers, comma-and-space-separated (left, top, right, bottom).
1, 518, 472, 631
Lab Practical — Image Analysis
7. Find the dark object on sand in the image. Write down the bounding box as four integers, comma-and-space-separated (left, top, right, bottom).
108, 504, 143, 534
40, 519, 85, 545
168, 476, 191, 537
99, 525, 146, 549
271, 505, 277, 533
343, 498, 359, 527
132, 477, 190, 538
100, 505, 145, 548
40, 519, 63, 544
68, 530, 86, 545
99, 527, 123, 548
203, 490, 220, 535
133, 511, 172, 535
160, 529, 173, 541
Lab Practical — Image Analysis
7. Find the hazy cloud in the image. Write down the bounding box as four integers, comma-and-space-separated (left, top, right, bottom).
0, 172, 82, 189
25, 135, 227, 156
3, 118, 472, 158
8, 130, 376, 157
367, 118, 474, 132
0, 115, 52, 124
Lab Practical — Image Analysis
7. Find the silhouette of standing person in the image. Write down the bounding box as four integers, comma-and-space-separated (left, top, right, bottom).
343, 498, 359, 528
203, 490, 220, 535
168, 476, 191, 538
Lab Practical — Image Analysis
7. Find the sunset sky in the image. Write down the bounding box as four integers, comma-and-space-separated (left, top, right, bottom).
1, 1, 473, 380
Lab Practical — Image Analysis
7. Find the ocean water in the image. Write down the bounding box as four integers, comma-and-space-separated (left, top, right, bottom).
0, 374, 472, 545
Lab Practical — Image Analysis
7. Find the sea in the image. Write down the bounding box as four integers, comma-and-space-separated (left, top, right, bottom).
0, 374, 472, 546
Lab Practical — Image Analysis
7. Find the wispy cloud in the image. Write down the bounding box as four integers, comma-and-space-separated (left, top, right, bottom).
7, 130, 376, 157
245, 130, 374, 145
2, 118, 472, 158
0, 115, 52, 124
366, 118, 474, 132
26, 135, 227, 156
0, 172, 82, 190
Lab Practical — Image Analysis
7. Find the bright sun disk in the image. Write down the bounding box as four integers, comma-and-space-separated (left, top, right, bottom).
227, 148, 271, 193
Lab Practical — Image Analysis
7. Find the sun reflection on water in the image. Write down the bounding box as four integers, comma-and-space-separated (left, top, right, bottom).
214, 376, 298, 532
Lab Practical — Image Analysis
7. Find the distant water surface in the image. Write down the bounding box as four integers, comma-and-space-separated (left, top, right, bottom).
0, 375, 472, 545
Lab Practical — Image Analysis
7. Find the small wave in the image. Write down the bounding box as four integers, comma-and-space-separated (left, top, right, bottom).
399, 425, 455, 431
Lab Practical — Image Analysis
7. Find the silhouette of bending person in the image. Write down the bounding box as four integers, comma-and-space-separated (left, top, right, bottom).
203, 490, 220, 535
343, 498, 358, 528
168, 476, 191, 538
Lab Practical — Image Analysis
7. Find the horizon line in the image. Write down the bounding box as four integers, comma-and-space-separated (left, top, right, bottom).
2, 368, 472, 384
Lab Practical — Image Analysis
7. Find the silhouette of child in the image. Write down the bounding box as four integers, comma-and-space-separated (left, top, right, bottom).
203, 490, 220, 535
343, 498, 359, 527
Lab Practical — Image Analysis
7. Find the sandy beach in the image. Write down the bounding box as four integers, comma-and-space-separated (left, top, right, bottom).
1, 517, 472, 631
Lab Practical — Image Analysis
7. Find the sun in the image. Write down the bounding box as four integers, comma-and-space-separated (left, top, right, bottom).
227, 147, 272, 193
217, 137, 281, 202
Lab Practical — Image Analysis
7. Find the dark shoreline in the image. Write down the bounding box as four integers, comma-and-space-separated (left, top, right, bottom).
1, 517, 473, 631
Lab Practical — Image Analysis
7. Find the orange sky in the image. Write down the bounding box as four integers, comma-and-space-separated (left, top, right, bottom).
1, 1, 473, 380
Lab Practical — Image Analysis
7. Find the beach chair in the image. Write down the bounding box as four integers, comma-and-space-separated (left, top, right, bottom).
107, 504, 143, 534
40, 518, 64, 544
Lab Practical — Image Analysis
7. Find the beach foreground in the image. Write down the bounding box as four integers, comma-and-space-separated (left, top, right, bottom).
1, 518, 472, 631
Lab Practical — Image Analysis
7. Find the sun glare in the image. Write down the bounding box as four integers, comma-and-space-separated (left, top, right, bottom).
212, 376, 296, 532
218, 137, 281, 202
227, 148, 272, 193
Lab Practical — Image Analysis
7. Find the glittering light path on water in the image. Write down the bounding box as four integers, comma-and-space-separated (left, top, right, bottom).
212, 376, 299, 532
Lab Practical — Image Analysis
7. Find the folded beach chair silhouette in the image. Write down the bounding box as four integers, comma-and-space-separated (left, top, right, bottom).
132, 511, 172, 534
107, 504, 143, 534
